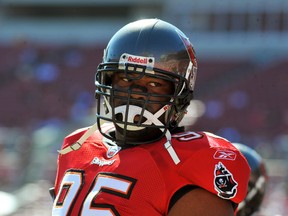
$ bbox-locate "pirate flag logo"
[214,162,238,199]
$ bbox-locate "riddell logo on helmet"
[127,56,148,64]
[119,53,155,68]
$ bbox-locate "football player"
[233,143,267,216]
[51,18,250,215]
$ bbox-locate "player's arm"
[169,132,250,215]
[168,187,234,216]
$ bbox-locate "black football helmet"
[233,143,268,216]
[95,18,197,145]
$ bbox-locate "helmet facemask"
[95,58,193,146]
[94,19,198,146]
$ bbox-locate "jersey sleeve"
[178,135,250,204]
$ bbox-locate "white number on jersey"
[52,170,137,215]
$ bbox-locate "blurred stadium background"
[0,0,287,215]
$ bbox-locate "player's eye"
[121,77,129,82]
[148,82,161,87]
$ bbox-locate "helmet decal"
[175,29,197,68]
[175,29,198,91]
[214,162,238,199]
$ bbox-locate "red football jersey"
[52,124,250,215]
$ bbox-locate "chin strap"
[164,140,180,165]
[162,129,180,165]
[58,123,98,155]
[112,103,180,164]
[58,104,181,164]
[58,120,180,164]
